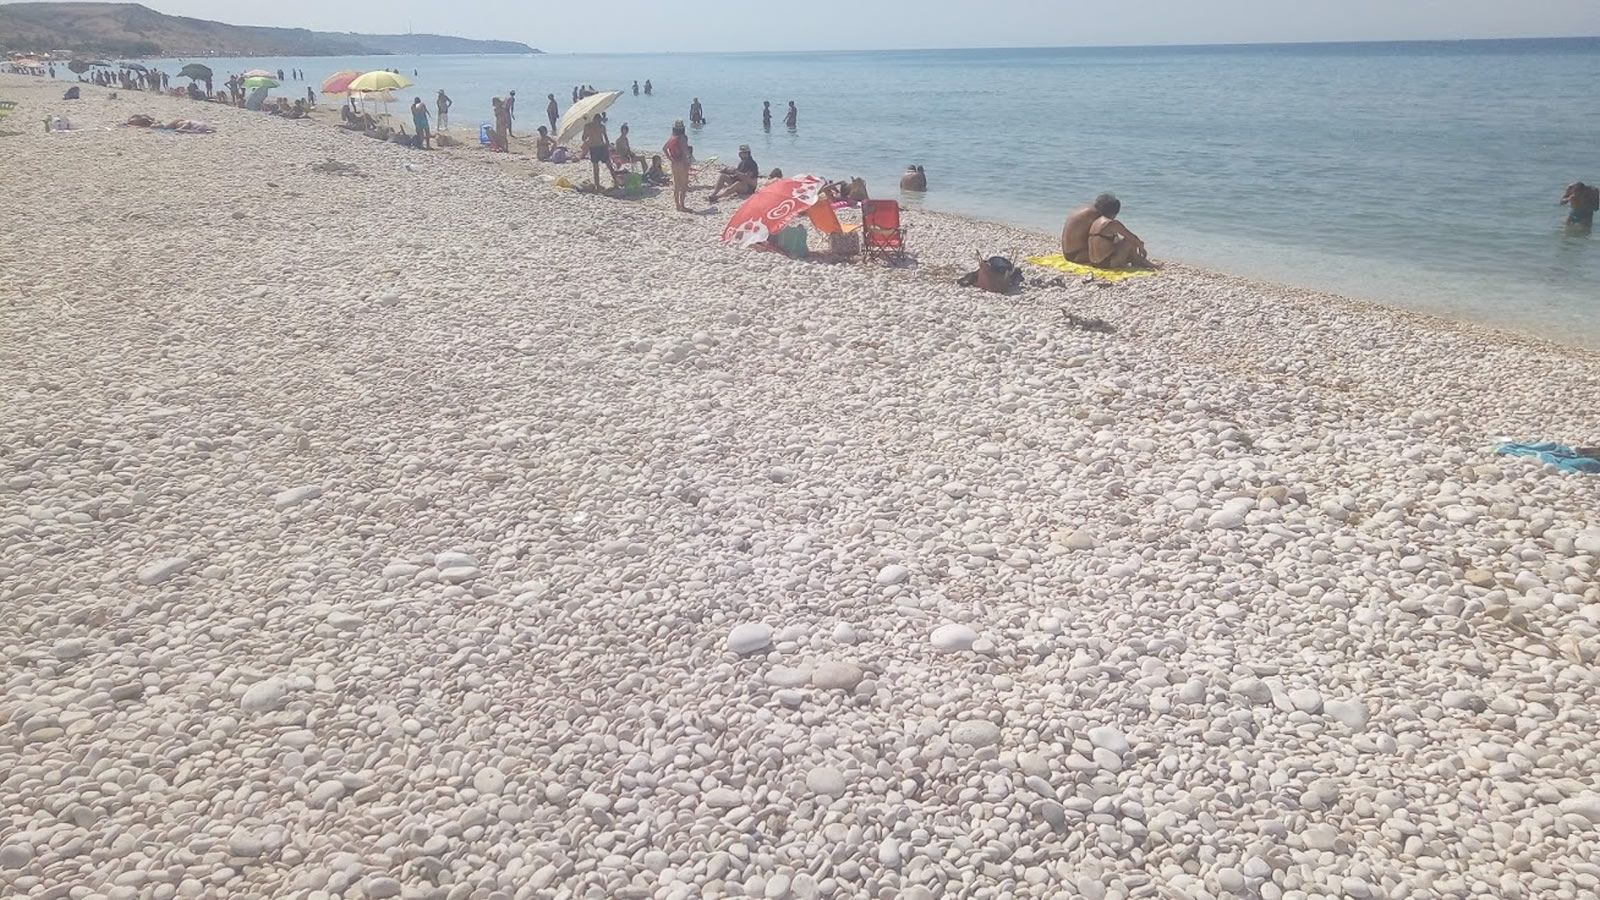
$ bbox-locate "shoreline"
[5,72,1600,900]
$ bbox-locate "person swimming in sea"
[1562,181,1598,233]
[1061,193,1153,269]
[900,165,927,192]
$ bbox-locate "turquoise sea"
[152,40,1600,346]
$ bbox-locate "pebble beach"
[6,73,1600,900]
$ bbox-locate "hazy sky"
[26,0,1600,52]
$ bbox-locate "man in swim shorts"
[1562,181,1598,233]
[582,116,619,190]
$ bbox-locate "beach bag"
[479,122,491,145]
[960,254,1023,293]
[774,225,809,259]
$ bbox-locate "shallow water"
[149,40,1600,346]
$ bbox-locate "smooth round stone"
[473,767,507,795]
[1233,677,1272,704]
[435,551,477,569]
[227,832,264,859]
[765,666,812,688]
[951,720,1001,747]
[930,623,977,652]
[137,557,189,586]
[240,679,288,713]
[310,781,345,806]
[273,485,323,510]
[1324,698,1369,728]
[831,623,858,645]
[705,788,743,809]
[326,610,364,631]
[0,843,33,869]
[876,564,910,585]
[439,565,480,584]
[1060,530,1097,550]
[728,623,773,655]
[366,876,402,899]
[1207,508,1247,530]
[805,767,847,798]
[1087,725,1129,755]
[811,662,864,691]
[53,638,85,660]
[1289,688,1323,714]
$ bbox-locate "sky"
[14,0,1600,52]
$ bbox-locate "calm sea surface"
[151,41,1600,346]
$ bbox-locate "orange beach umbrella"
[321,70,360,96]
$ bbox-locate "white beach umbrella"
[554,91,621,146]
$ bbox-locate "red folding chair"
[860,199,907,264]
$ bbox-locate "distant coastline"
[0,2,539,58]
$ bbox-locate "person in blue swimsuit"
[1562,182,1598,233]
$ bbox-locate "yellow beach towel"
[1026,254,1159,283]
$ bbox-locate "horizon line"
[533,33,1600,56]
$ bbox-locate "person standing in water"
[762,101,772,131]
[1561,182,1598,233]
[784,101,797,129]
[632,80,639,96]
[436,89,452,131]
[546,94,559,131]
[644,79,653,95]
[689,98,704,126]
[900,165,927,192]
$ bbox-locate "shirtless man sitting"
[1061,193,1152,269]
[709,145,760,203]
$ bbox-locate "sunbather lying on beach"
[709,145,760,203]
[1062,193,1153,269]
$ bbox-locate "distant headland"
[0,2,540,57]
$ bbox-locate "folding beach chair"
[860,200,907,264]
[689,155,719,186]
[807,199,862,257]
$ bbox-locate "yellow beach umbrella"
[347,70,413,93]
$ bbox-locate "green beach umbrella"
[241,76,279,90]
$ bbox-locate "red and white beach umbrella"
[721,175,828,249]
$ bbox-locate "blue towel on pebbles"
[1494,442,1600,474]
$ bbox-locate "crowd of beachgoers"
[4,69,1600,900]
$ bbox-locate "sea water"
[155,40,1600,346]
